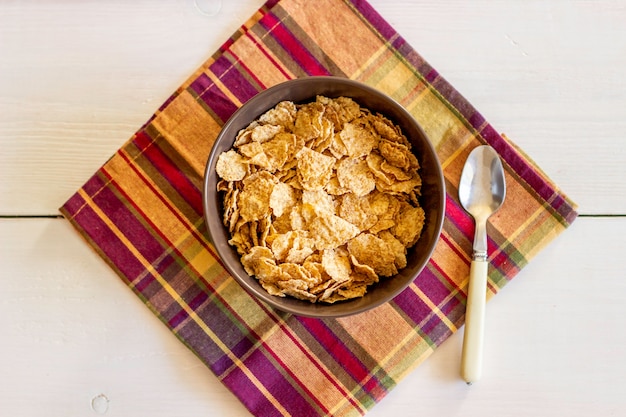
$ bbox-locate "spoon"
[458,145,506,384]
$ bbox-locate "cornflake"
[215,95,426,303]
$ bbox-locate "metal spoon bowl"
[458,145,506,384]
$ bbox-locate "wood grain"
[2,1,626,416]
[1,1,625,214]
[2,217,625,416]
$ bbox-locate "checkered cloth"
[60,0,578,415]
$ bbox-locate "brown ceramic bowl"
[203,76,445,318]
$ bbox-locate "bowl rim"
[202,76,446,318]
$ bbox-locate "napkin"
[60,0,578,415]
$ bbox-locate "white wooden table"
[2,1,625,415]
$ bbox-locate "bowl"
[202,76,445,318]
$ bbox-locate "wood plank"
[0,218,249,415]
[1,1,625,215]
[1,217,624,415]
[0,0,263,216]
[381,0,626,216]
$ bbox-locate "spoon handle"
[461,256,488,384]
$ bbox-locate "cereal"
[239,141,271,169]
[392,203,426,247]
[296,147,335,191]
[336,157,375,197]
[340,121,378,158]
[238,171,276,223]
[321,248,352,283]
[216,150,247,182]
[302,189,336,216]
[216,95,426,303]
[378,230,408,270]
[347,233,397,277]
[308,212,360,251]
[259,101,297,130]
[338,193,376,231]
[262,134,292,172]
[269,182,297,218]
[271,230,315,264]
[251,124,283,143]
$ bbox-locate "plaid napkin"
[61,0,578,415]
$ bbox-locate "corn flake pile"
[216,96,425,303]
